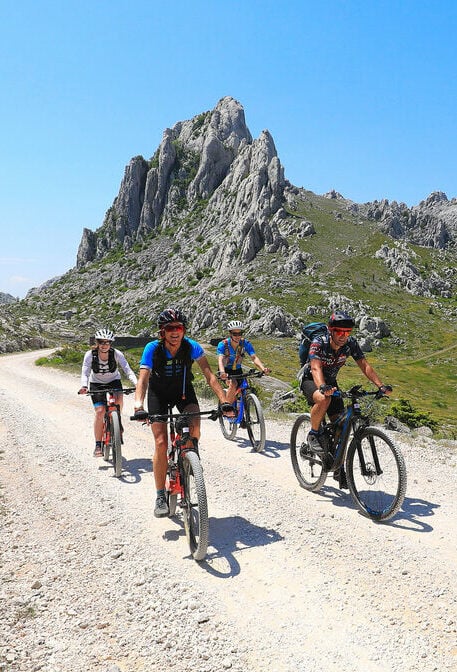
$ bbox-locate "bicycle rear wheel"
[346,427,407,521]
[290,413,328,491]
[219,412,238,440]
[110,412,123,478]
[245,393,266,452]
[182,450,209,562]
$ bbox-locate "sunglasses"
[163,323,184,332]
[230,331,243,337]
[331,328,353,336]
[97,340,111,345]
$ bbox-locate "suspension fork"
[354,429,383,477]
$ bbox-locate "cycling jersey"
[303,335,365,383]
[216,337,256,370]
[81,348,138,387]
[140,337,203,375]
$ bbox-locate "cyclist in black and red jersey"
[300,310,392,487]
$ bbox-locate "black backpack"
[92,347,117,373]
[298,322,328,365]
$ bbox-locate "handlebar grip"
[130,411,148,421]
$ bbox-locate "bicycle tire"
[290,413,328,491]
[103,418,111,461]
[245,393,266,452]
[182,450,209,562]
[346,427,407,521]
[219,412,237,441]
[110,412,123,478]
[168,493,178,517]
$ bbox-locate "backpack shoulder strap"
[223,338,230,357]
[108,347,117,372]
[91,347,99,373]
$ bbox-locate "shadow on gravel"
[161,514,284,576]
[106,457,153,483]
[200,515,284,577]
[226,436,290,458]
[318,485,439,531]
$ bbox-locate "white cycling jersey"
[80,348,138,387]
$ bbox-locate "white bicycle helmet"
[227,320,244,331]
[94,328,115,342]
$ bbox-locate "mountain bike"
[82,387,135,478]
[132,407,219,562]
[290,385,407,521]
[217,369,266,452]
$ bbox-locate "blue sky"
[1,0,456,298]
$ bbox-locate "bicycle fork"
[354,433,383,478]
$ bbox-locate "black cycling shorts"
[89,379,123,406]
[301,378,344,417]
[147,383,199,420]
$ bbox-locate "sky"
[1,0,457,298]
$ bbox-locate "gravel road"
[1,350,456,672]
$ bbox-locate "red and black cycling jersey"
[303,334,365,383]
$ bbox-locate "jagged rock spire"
[76,97,287,268]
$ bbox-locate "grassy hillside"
[8,188,457,436]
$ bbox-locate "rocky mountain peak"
[76,96,285,269]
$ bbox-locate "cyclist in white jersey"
[78,329,138,456]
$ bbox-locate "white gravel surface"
[1,350,456,672]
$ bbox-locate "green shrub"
[390,397,438,430]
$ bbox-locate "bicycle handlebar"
[333,385,390,400]
[130,408,221,422]
[79,387,136,396]
[217,368,264,380]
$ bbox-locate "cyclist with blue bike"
[217,320,271,404]
[300,310,392,488]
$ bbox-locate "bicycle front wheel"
[346,427,407,521]
[290,414,328,491]
[103,419,111,461]
[245,393,266,452]
[110,412,123,478]
[219,412,238,441]
[182,451,209,562]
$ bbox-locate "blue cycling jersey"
[216,337,255,370]
[140,337,204,376]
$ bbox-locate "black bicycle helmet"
[328,310,355,328]
[157,307,188,328]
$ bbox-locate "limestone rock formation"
[0,292,17,305]
[358,191,457,249]
[77,97,285,272]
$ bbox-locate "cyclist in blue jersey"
[216,320,271,404]
[300,310,392,488]
[133,308,233,518]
